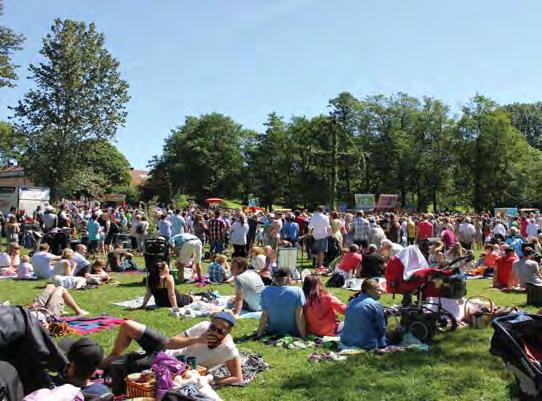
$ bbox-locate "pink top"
[17,262,33,279]
[304,293,346,336]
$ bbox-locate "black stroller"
[491,313,542,400]
[143,238,169,272]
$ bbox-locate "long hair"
[302,274,325,306]
[148,261,166,289]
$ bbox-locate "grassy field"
[1,255,537,401]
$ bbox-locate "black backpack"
[326,272,345,288]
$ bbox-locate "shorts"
[137,327,168,354]
[178,240,203,265]
[34,288,64,318]
[313,238,328,253]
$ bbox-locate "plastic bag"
[152,351,188,400]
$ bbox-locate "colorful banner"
[376,194,399,209]
[494,207,518,218]
[354,194,375,210]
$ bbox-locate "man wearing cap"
[257,267,307,338]
[42,205,58,233]
[104,312,242,385]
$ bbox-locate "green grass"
[1,255,537,401]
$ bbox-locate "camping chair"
[278,247,300,279]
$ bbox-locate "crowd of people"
[2,201,542,400]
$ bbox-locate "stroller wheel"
[436,310,458,333]
[408,321,431,342]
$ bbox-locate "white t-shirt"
[527,223,539,238]
[308,213,331,240]
[165,321,239,369]
[32,251,56,279]
[459,223,476,242]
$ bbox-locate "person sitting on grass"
[107,243,134,272]
[340,278,387,350]
[512,246,542,289]
[17,254,33,279]
[230,257,264,317]
[337,244,362,277]
[85,259,110,284]
[140,261,193,309]
[256,268,307,338]
[207,254,230,283]
[494,244,518,289]
[103,312,243,385]
[31,242,61,279]
[302,274,346,336]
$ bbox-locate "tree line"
[2,18,542,211]
[149,93,542,212]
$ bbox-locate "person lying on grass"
[139,261,194,309]
[256,267,307,339]
[103,312,243,385]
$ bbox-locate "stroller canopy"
[397,245,429,280]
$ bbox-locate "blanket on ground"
[112,296,156,308]
[236,334,340,349]
[63,315,125,335]
[210,352,269,387]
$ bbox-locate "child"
[17,255,33,279]
[207,254,229,283]
[86,259,110,284]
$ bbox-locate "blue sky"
[2,0,542,169]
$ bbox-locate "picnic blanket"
[63,315,125,335]
[210,352,269,387]
[112,296,156,308]
[236,334,340,349]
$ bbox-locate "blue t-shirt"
[261,285,306,336]
[87,219,100,241]
[171,214,185,236]
[340,293,387,350]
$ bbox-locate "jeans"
[209,239,224,255]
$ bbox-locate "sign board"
[18,187,50,214]
[376,194,399,209]
[0,187,17,215]
[354,194,375,210]
[0,170,24,178]
[494,207,518,218]
[103,194,126,203]
[248,198,259,207]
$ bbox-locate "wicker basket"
[126,373,156,399]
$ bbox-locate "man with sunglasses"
[104,311,242,385]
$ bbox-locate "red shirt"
[417,221,433,240]
[304,293,346,336]
[495,254,518,287]
[521,220,529,238]
[295,216,307,236]
[338,252,362,273]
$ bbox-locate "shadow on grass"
[280,332,518,401]
[116,281,146,288]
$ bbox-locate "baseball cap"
[213,311,236,327]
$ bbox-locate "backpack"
[326,272,345,288]
[136,223,144,234]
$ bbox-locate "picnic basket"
[126,373,155,398]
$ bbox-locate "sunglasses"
[208,324,229,336]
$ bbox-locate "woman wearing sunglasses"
[104,311,242,385]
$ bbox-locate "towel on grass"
[64,315,125,335]
[112,296,156,308]
[210,352,269,387]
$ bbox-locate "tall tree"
[502,102,542,149]
[149,113,249,201]
[12,19,129,197]
[0,25,25,88]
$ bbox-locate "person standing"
[458,217,476,251]
[170,209,186,237]
[158,213,172,243]
[208,211,226,257]
[230,213,249,257]
[308,206,331,269]
[169,232,203,282]
[350,210,370,249]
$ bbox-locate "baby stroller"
[143,238,169,272]
[491,313,542,400]
[385,246,469,341]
